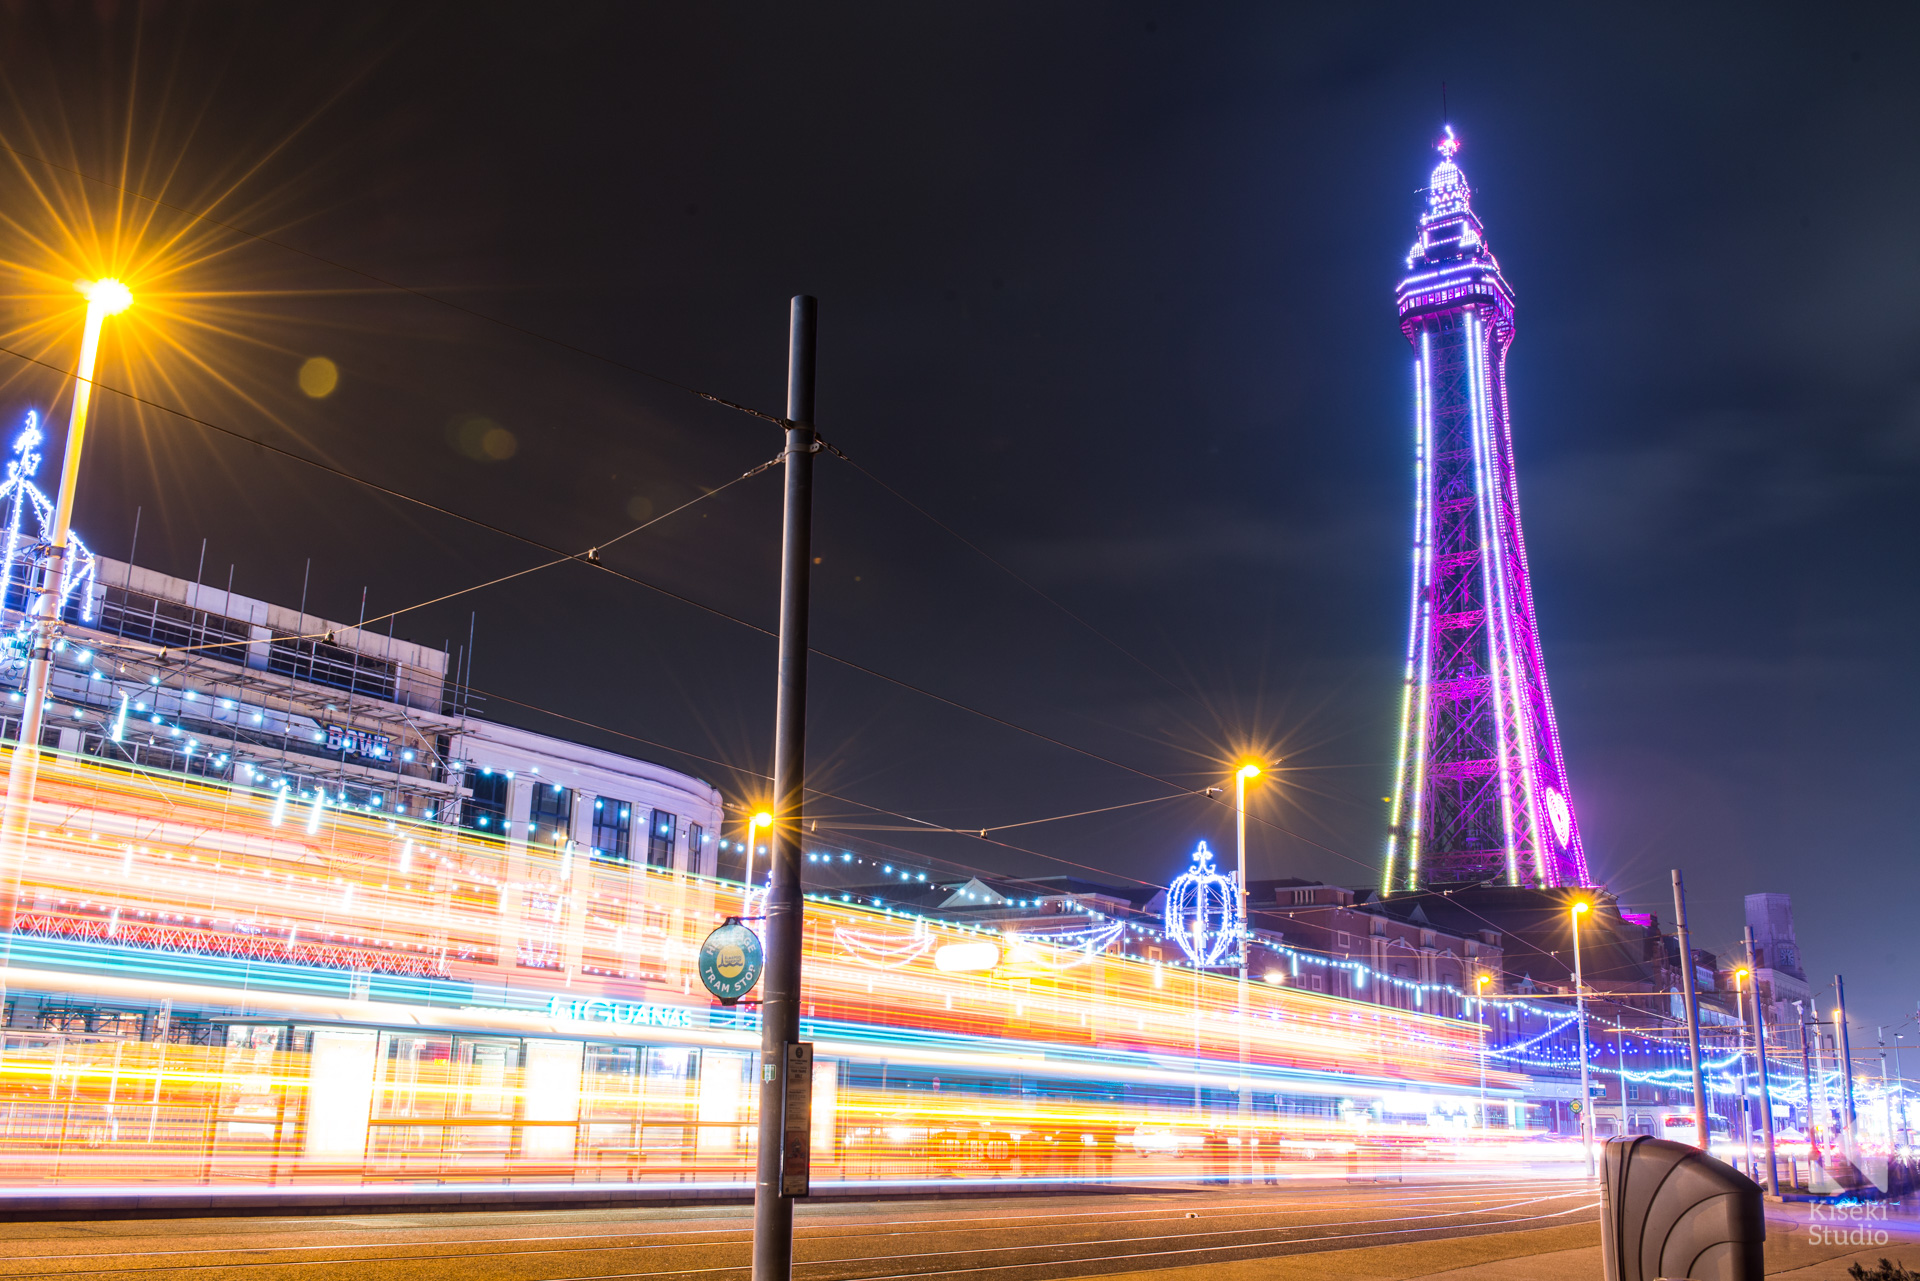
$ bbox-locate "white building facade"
[8,555,722,877]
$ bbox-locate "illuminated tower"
[1382,129,1589,891]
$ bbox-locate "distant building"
[1746,892,1813,1033]
[11,554,723,875]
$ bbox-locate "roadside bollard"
[1600,1136,1764,1281]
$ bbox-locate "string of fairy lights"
[0,414,1889,1120]
[17,627,1872,1103]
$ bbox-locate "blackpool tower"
[1382,129,1590,891]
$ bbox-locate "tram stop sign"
[698,918,765,1005]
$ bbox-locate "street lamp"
[1733,966,1754,1175]
[1477,974,1492,1132]
[1571,898,1594,1179]
[1233,762,1261,1158]
[0,278,132,917]
[749,810,773,867]
[1234,763,1261,980]
[1897,1032,1909,1150]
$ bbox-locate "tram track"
[0,1178,1574,1262]
[0,1182,1600,1281]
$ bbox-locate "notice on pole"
[781,1041,813,1197]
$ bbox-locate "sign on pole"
[698,918,765,1005]
[782,1041,813,1196]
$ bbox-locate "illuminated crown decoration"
[0,411,100,647]
[1164,840,1239,968]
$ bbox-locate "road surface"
[0,1178,1601,1281]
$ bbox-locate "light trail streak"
[0,752,1527,1190]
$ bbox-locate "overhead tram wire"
[0,346,1361,877]
[827,790,1190,835]
[467,681,1183,893]
[7,138,1228,732]
[0,149,1315,813]
[88,449,789,663]
[0,340,780,640]
[832,451,1204,709]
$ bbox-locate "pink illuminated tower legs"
[1381,129,1590,891]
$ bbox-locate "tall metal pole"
[1894,1033,1908,1149]
[1670,871,1709,1150]
[1235,769,1249,985]
[752,295,816,1281]
[1572,903,1594,1180]
[1834,975,1857,1136]
[1800,1002,1815,1147]
[1745,927,1778,1195]
[1880,1027,1892,1153]
[1733,979,1752,1173]
[0,282,130,933]
[1234,768,1250,1137]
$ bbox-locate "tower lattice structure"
[1382,130,1590,891]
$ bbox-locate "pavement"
[0,1178,1905,1278]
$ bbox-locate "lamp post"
[1234,764,1260,982]
[1896,1032,1909,1150]
[1233,763,1260,1145]
[1670,870,1709,1156]
[749,809,772,877]
[1572,899,1594,1180]
[0,278,132,929]
[1742,928,1778,1196]
[1733,967,1753,1176]
[1476,974,1491,1132]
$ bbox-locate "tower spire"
[1383,131,1589,892]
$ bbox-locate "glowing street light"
[1232,761,1263,1136]
[1571,898,1594,1179]
[745,809,773,864]
[1234,763,1261,979]
[1477,973,1493,1129]
[0,279,133,917]
[1732,966,1755,1173]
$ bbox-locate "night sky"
[0,4,1913,1025]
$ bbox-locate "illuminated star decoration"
[1164,840,1239,968]
[0,410,99,663]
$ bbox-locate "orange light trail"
[0,751,1551,1189]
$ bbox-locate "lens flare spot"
[297,357,338,398]
[449,415,517,461]
[624,495,654,522]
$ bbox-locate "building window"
[592,797,632,863]
[647,810,677,868]
[463,771,509,833]
[688,823,704,864]
[529,784,571,845]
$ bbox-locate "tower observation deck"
[1383,129,1590,891]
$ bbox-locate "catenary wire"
[6,137,1244,752]
[0,344,1366,880]
[832,452,1201,707]
[88,450,786,659]
[0,140,1389,876]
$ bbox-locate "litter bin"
[1600,1135,1764,1281]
